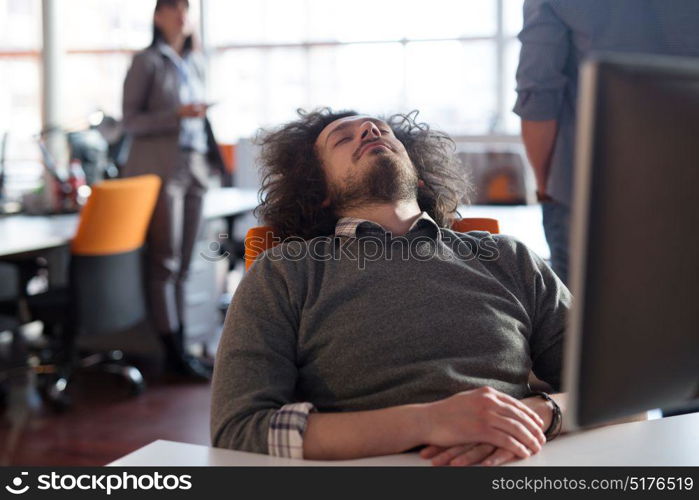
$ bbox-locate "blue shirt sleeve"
[513,0,572,121]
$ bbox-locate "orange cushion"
[244,226,277,271]
[71,175,161,256]
[451,217,500,234]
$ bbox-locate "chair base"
[35,350,146,411]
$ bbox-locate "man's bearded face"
[314,115,419,213]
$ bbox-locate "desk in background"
[458,204,549,261]
[0,187,259,259]
[109,412,699,466]
[0,187,259,349]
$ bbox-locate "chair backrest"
[69,174,161,335]
[244,217,499,271]
[71,174,161,256]
[450,217,499,234]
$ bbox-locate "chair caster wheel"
[44,376,71,411]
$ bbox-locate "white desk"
[0,214,78,258]
[109,412,699,467]
[201,187,258,221]
[459,204,550,260]
[0,187,259,258]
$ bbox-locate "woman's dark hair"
[150,0,194,53]
[255,108,470,240]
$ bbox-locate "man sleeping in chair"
[211,108,571,466]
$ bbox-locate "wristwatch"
[527,391,563,441]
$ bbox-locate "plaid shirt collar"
[334,211,441,239]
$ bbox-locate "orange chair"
[451,218,499,235]
[244,217,499,271]
[28,175,161,406]
[71,175,161,256]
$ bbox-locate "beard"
[329,152,419,213]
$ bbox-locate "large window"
[61,0,171,125]
[205,0,524,142]
[0,0,525,196]
[0,0,42,195]
[1,0,180,196]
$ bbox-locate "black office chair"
[0,315,20,412]
[25,175,161,408]
[0,263,26,413]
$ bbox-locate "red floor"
[0,371,212,466]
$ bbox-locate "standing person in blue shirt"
[122,0,225,379]
[514,0,699,284]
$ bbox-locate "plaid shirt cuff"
[267,402,316,459]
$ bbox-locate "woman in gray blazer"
[122,0,224,380]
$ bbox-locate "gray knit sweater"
[211,218,570,454]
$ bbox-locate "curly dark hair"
[255,108,469,240]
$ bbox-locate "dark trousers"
[147,151,208,334]
[541,199,570,286]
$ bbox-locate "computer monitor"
[564,53,699,429]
